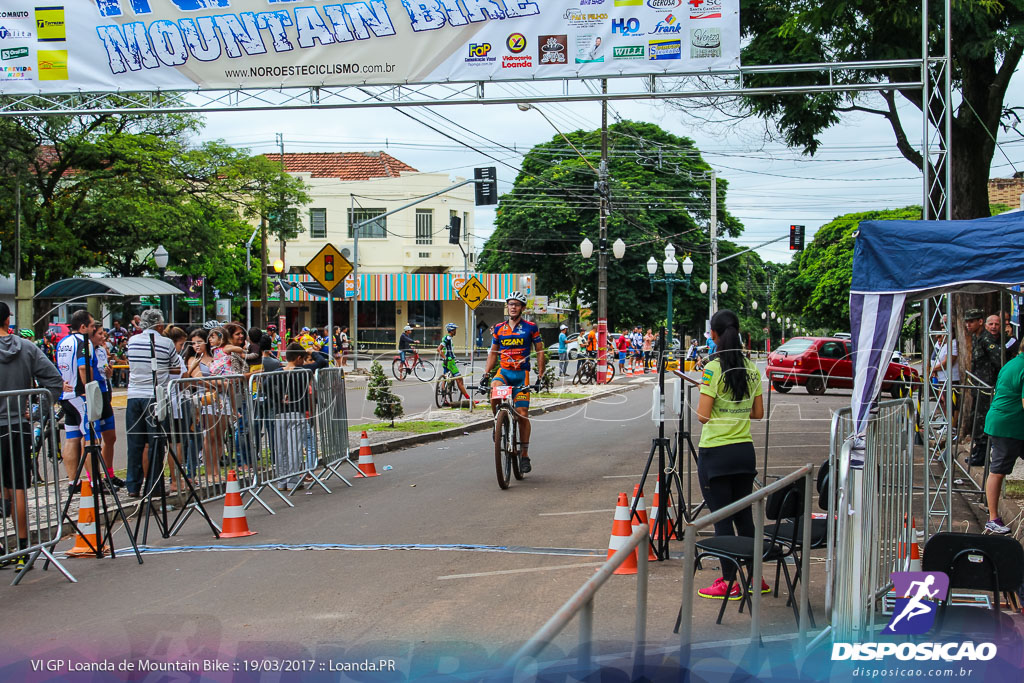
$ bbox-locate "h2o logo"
[612,18,642,37]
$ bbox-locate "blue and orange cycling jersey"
[491,319,543,371]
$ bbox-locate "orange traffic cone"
[631,485,657,562]
[650,479,677,541]
[219,470,257,538]
[908,518,922,572]
[608,492,638,575]
[66,479,105,557]
[355,431,380,478]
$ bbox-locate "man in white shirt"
[124,309,179,497]
[55,310,96,495]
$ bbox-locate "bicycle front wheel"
[511,416,524,480]
[392,358,407,380]
[494,410,512,490]
[414,358,435,381]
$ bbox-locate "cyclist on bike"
[437,323,471,401]
[398,324,417,367]
[482,291,545,473]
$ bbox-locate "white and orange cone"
[219,470,257,538]
[908,517,922,572]
[649,479,677,541]
[631,485,657,562]
[608,492,639,575]
[355,431,380,478]
[66,479,105,558]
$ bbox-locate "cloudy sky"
[194,76,1024,266]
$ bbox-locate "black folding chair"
[922,532,1024,640]
[763,465,830,627]
[678,484,802,629]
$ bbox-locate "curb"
[351,381,645,457]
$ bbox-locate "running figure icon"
[888,575,939,630]
[883,571,949,635]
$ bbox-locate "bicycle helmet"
[267,324,277,331]
[19,329,35,339]
[446,323,457,332]
[202,319,219,330]
[507,291,528,305]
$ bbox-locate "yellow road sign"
[304,244,353,294]
[457,275,489,310]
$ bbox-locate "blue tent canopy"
[852,212,1024,297]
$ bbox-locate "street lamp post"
[245,225,259,329]
[647,245,693,351]
[274,258,285,356]
[154,244,169,320]
[580,235,625,383]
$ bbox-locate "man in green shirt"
[982,352,1024,534]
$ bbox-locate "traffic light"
[474,167,498,206]
[789,225,805,251]
[448,215,462,244]
[324,254,334,281]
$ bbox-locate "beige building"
[260,152,529,352]
[988,174,1024,210]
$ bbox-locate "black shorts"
[988,435,1024,475]
[0,429,33,489]
[101,390,114,421]
[61,397,84,428]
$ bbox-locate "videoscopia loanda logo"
[831,571,997,662]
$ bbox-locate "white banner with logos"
[0,0,738,95]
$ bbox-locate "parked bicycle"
[572,355,615,385]
[479,382,538,489]
[392,349,434,381]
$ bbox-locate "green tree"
[479,121,763,339]
[723,0,1024,220]
[366,360,404,427]
[773,207,921,332]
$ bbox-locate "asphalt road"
[6,375,855,676]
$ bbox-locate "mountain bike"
[392,349,434,381]
[572,356,615,385]
[480,381,538,490]
[435,365,458,408]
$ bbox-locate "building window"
[407,301,443,346]
[356,301,396,347]
[310,208,327,239]
[348,208,387,239]
[463,211,470,242]
[415,209,433,245]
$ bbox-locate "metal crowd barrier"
[678,466,815,661]
[312,367,357,486]
[504,524,649,677]
[165,374,273,536]
[829,398,915,642]
[1,389,75,585]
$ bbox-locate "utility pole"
[351,193,359,371]
[709,170,718,331]
[596,79,610,384]
[260,214,268,329]
[275,133,287,338]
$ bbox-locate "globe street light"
[647,245,693,354]
[580,235,624,382]
[153,244,169,320]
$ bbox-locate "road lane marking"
[438,561,605,580]
[539,508,616,516]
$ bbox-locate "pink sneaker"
[753,579,771,595]
[698,577,741,600]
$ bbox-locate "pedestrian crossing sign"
[305,244,352,294]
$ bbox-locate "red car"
[766,336,919,398]
[46,323,71,344]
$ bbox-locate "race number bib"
[491,385,513,400]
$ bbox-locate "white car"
[546,332,581,359]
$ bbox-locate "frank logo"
[883,571,949,635]
[468,43,491,58]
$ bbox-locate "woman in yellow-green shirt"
[695,309,766,600]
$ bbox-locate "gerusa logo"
[646,0,682,9]
[832,572,997,663]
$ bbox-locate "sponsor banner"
[0,0,739,95]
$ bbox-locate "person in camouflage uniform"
[966,309,1002,466]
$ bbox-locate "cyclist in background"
[482,291,545,474]
[437,323,471,401]
[398,324,417,367]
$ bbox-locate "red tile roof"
[263,152,417,180]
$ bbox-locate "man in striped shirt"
[125,309,180,498]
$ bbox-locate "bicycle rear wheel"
[392,358,407,380]
[414,358,435,381]
[494,410,512,490]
